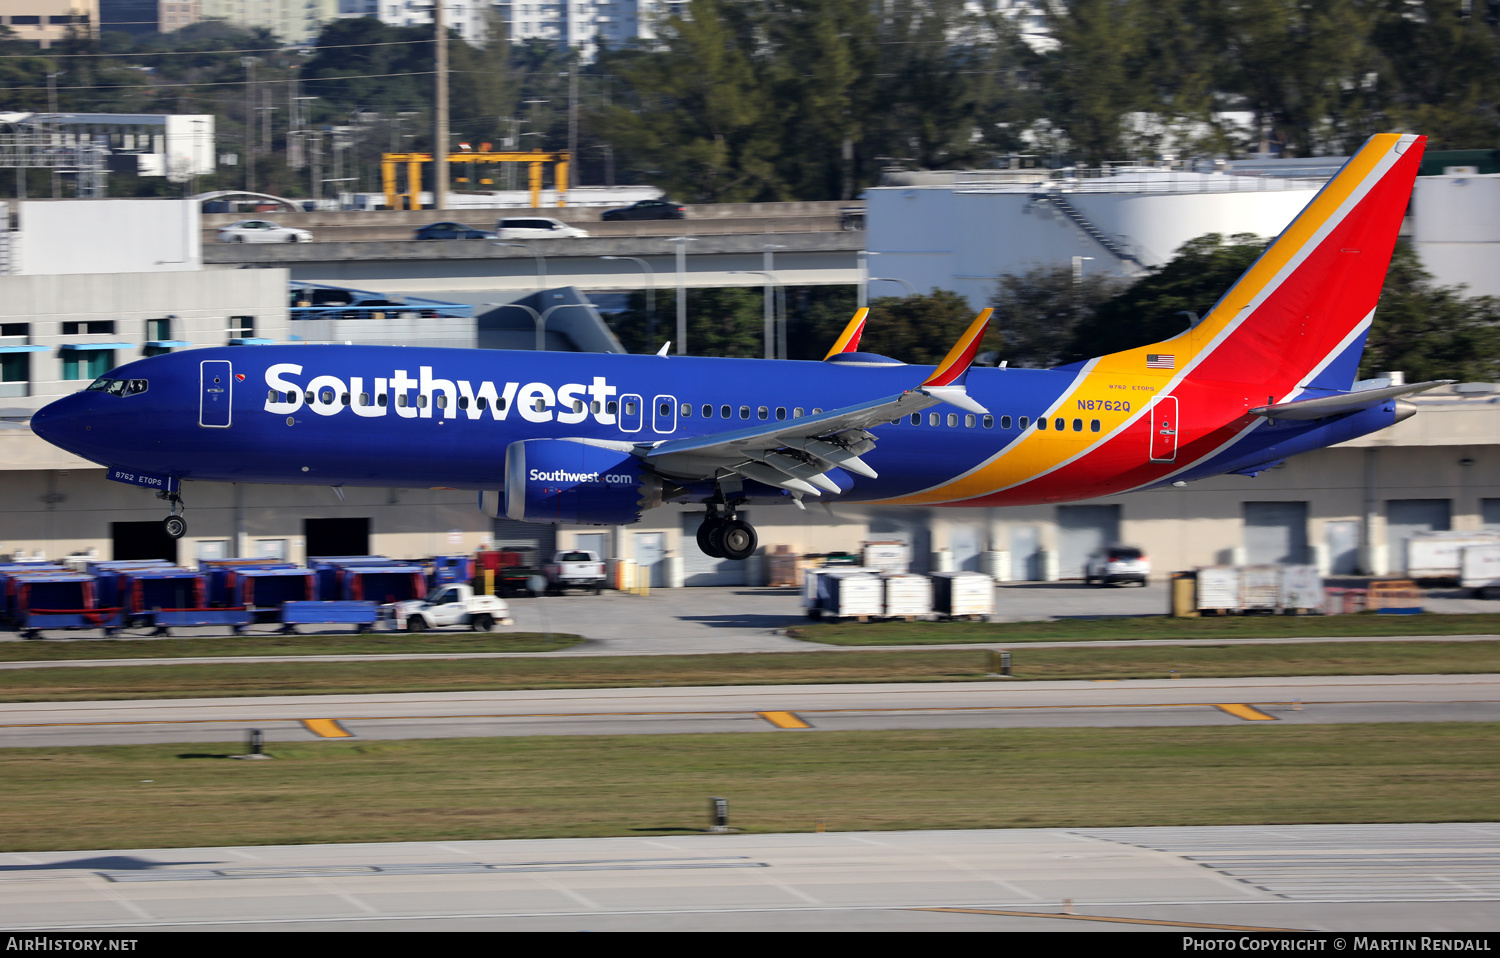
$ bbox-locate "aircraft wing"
[639,311,992,498]
[1249,380,1454,420]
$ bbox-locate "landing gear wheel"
[163,515,187,539]
[716,519,757,561]
[697,516,726,558]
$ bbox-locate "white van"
[493,216,589,239]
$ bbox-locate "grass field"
[790,612,1500,645]
[2,724,1496,851]
[0,631,585,662]
[3,640,1498,702]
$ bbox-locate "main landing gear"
[696,504,757,561]
[157,489,187,539]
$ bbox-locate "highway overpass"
[202,201,869,302]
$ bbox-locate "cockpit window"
[84,378,147,396]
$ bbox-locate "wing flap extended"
[641,311,995,494]
[1249,380,1454,420]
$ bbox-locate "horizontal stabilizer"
[1250,381,1454,420]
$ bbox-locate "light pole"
[433,0,448,211]
[666,236,695,355]
[241,57,258,194]
[503,301,595,352]
[496,241,546,292]
[869,276,918,298]
[601,255,655,346]
[762,244,787,359]
[728,269,781,360]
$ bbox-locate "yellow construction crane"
[380,150,571,210]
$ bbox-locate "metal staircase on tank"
[1035,190,1148,272]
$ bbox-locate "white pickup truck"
[543,550,607,594]
[387,584,513,632]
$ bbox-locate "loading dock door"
[111,521,178,563]
[1244,501,1309,564]
[1057,504,1121,579]
[304,518,370,558]
[1386,499,1452,574]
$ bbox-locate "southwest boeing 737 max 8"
[32,133,1448,561]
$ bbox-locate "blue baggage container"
[14,574,120,637]
[280,600,379,630]
[200,559,297,606]
[338,566,427,604]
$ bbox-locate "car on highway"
[414,221,495,241]
[1083,546,1151,586]
[493,216,590,240]
[216,219,313,244]
[601,199,686,221]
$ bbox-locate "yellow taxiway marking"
[301,719,352,738]
[914,907,1305,931]
[758,711,811,729]
[1214,703,1277,721]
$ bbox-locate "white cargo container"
[1278,565,1324,611]
[862,541,911,574]
[1196,566,1240,611]
[881,573,933,619]
[802,566,872,610]
[816,571,884,620]
[1406,531,1500,579]
[929,571,994,620]
[1241,565,1281,611]
[1460,543,1500,591]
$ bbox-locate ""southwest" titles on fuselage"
[263,363,620,425]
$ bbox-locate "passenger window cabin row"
[268,389,1101,434]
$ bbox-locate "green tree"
[1368,0,1500,150]
[1360,242,1500,382]
[1058,233,1268,363]
[1041,0,1148,162]
[854,289,999,366]
[1200,0,1380,156]
[598,0,782,202]
[992,265,1124,367]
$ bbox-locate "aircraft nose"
[30,393,87,455]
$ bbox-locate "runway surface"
[0,632,1496,670]
[3,674,1496,747]
[4,824,1497,931]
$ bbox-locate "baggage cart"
[816,571,883,621]
[881,573,932,620]
[280,600,380,632]
[929,571,994,620]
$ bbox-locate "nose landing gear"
[157,489,187,539]
[696,504,757,561]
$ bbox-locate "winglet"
[921,309,992,387]
[822,307,869,360]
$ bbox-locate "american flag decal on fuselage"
[1145,354,1175,369]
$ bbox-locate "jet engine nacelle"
[502,439,660,525]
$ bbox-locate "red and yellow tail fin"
[1105,133,1425,395]
[822,307,869,360]
[921,308,993,388]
